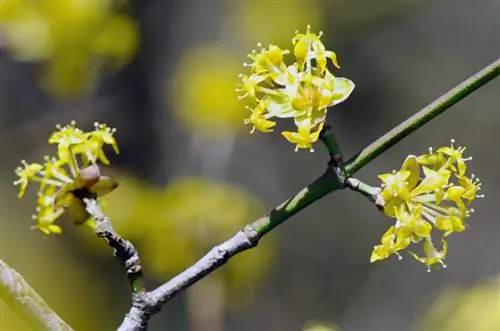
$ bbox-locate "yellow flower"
[292,25,339,72]
[74,122,119,165]
[281,117,324,151]
[436,139,470,178]
[243,101,277,133]
[31,207,64,236]
[372,140,482,270]
[244,44,289,74]
[237,25,355,151]
[409,238,448,272]
[370,225,411,262]
[15,121,119,235]
[13,161,44,197]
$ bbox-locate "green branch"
[344,57,500,175]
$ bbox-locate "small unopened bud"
[77,165,101,189]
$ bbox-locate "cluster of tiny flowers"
[236,25,355,152]
[371,139,483,271]
[13,121,119,235]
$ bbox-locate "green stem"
[345,57,500,175]
[344,178,380,202]
[253,168,343,236]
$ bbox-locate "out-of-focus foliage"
[0,208,114,330]
[170,46,244,138]
[227,0,322,46]
[371,141,482,271]
[416,275,500,331]
[93,175,274,302]
[302,322,339,331]
[0,0,138,97]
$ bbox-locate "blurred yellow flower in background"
[0,0,139,97]
[228,0,323,47]
[417,275,500,331]
[170,46,245,138]
[302,321,340,331]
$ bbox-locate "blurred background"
[0,0,499,330]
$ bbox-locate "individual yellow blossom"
[372,140,482,271]
[292,25,340,72]
[409,238,448,272]
[370,224,411,262]
[436,139,470,178]
[13,161,44,197]
[14,121,119,235]
[74,122,119,165]
[281,117,324,152]
[237,25,355,151]
[31,207,65,235]
[244,102,277,133]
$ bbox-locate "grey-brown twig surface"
[82,198,153,331]
[0,259,73,331]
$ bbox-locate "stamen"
[31,178,64,187]
[50,169,73,184]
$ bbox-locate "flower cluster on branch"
[372,140,483,271]
[236,25,355,151]
[14,122,119,235]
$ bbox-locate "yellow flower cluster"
[371,140,483,271]
[236,25,355,151]
[14,122,119,235]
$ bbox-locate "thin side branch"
[0,259,73,331]
[82,198,152,331]
[82,198,145,294]
[345,57,500,175]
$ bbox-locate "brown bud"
[77,165,101,189]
